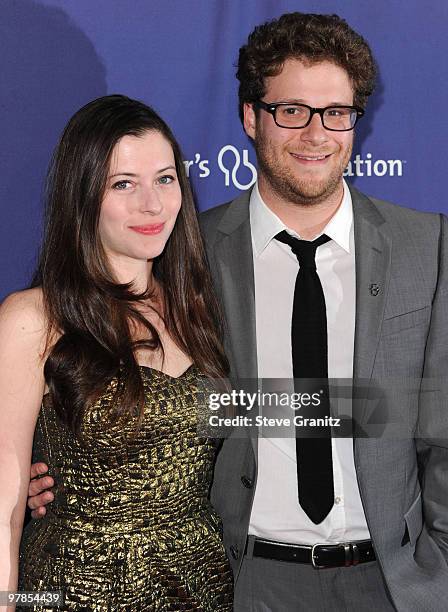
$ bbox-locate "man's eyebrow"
[275,99,353,106]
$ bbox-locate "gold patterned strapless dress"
[19,365,233,611]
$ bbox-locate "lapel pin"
[369,284,380,296]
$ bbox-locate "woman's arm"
[0,290,46,605]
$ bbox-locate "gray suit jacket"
[200,185,448,611]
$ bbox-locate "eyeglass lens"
[275,105,357,130]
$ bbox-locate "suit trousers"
[234,536,396,612]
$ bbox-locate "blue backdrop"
[1,0,447,300]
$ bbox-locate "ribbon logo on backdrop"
[217,145,257,190]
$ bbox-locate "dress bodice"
[20,366,233,611]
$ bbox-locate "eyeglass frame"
[253,99,365,132]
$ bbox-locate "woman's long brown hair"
[32,95,228,436]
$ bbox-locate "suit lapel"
[212,191,258,460]
[216,230,258,381]
[350,186,392,429]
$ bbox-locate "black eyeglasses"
[254,100,364,131]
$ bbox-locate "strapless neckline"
[42,364,196,398]
[138,363,195,380]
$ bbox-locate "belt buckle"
[311,544,327,569]
[312,542,360,569]
[341,542,360,567]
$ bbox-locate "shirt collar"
[250,180,353,257]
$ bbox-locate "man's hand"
[28,463,54,519]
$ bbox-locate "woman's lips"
[129,223,165,235]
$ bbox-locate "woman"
[0,95,232,610]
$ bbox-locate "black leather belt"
[247,538,376,569]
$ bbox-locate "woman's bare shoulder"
[0,287,48,355]
[1,286,45,325]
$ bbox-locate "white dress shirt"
[248,181,370,545]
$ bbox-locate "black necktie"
[275,230,334,524]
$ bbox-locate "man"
[29,12,448,611]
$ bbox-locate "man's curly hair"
[237,12,377,122]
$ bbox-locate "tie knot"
[275,231,331,268]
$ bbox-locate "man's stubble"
[254,132,353,207]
